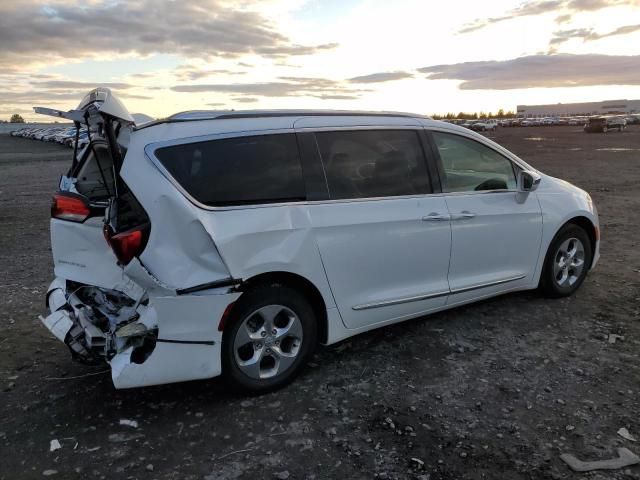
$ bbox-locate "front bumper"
[41,276,240,389]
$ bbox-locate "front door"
[429,130,543,300]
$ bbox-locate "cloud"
[459,0,564,33]
[173,64,247,81]
[311,94,361,100]
[0,1,339,71]
[129,72,155,79]
[233,97,259,103]
[550,23,640,45]
[32,80,134,90]
[0,80,152,113]
[549,28,593,44]
[348,71,414,83]
[458,0,636,34]
[171,76,366,98]
[418,54,640,89]
[0,90,89,105]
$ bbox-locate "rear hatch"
[36,88,150,291]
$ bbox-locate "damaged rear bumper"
[41,276,240,389]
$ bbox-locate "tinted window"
[431,132,516,192]
[155,134,305,206]
[314,130,431,199]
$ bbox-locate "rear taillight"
[51,192,90,222]
[103,224,150,266]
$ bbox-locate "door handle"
[422,213,450,221]
[451,211,476,220]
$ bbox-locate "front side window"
[431,132,517,192]
[314,129,431,200]
[155,133,305,206]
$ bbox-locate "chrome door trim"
[449,274,527,295]
[422,213,451,221]
[351,274,527,310]
[352,290,450,311]
[450,211,476,221]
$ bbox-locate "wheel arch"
[565,216,598,268]
[237,271,329,344]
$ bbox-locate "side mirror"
[518,170,541,192]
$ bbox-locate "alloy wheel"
[552,237,586,288]
[233,304,303,380]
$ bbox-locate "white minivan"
[39,89,599,391]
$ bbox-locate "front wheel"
[539,224,592,298]
[222,284,317,392]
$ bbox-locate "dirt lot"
[1,127,639,480]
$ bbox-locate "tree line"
[431,109,517,120]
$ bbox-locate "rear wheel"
[222,284,317,392]
[540,224,592,298]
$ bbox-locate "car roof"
[136,109,433,130]
[129,108,499,151]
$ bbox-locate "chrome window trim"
[296,125,424,132]
[145,128,301,211]
[145,126,438,212]
[442,189,519,196]
[351,274,527,311]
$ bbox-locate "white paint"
[42,93,601,388]
[40,311,73,342]
[109,288,240,389]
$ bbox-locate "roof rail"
[136,109,431,129]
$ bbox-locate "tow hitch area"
[41,276,241,388]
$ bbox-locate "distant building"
[516,99,640,117]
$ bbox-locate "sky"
[1,0,640,121]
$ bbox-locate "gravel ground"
[0,127,639,480]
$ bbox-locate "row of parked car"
[444,114,640,130]
[9,125,89,149]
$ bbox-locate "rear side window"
[314,130,431,199]
[155,134,305,206]
[73,142,115,201]
[431,132,516,192]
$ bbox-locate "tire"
[222,284,317,392]
[539,223,592,298]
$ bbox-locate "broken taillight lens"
[51,192,90,222]
[103,224,150,266]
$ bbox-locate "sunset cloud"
[0,0,338,71]
[458,0,636,34]
[348,71,414,83]
[418,54,640,89]
[171,76,367,99]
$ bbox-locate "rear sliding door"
[303,128,452,330]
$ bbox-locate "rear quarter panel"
[121,126,336,308]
